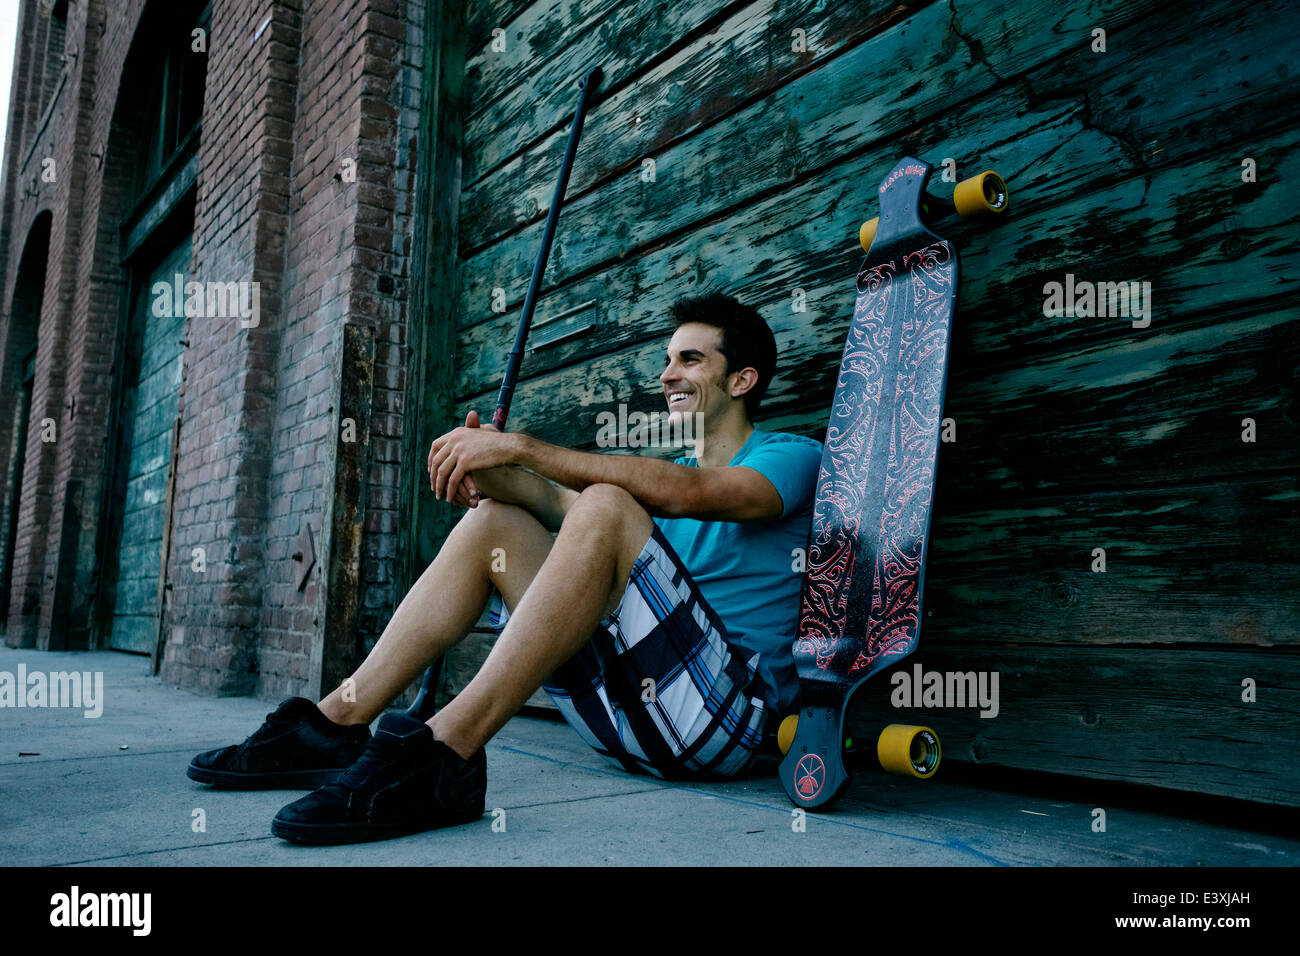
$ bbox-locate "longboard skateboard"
[777,156,1007,810]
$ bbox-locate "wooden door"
[109,237,190,653]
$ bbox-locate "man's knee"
[568,482,637,513]
[563,483,648,535]
[458,497,541,534]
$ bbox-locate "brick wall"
[250,0,424,698]
[0,0,429,698]
[0,0,108,649]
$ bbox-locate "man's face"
[660,322,734,423]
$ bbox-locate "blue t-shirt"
[652,428,823,715]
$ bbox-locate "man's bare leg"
[317,498,555,727]
[430,483,653,759]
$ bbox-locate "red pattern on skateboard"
[794,241,955,678]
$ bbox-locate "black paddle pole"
[407,65,602,721]
[492,65,602,430]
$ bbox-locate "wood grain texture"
[460,0,931,253]
[453,0,1299,391]
[447,135,1300,494]
[921,475,1299,647]
[399,0,468,595]
[316,323,375,698]
[462,0,744,186]
[844,645,1300,807]
[454,0,1209,331]
[435,0,1300,803]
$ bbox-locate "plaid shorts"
[487,525,769,780]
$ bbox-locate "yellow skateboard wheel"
[777,714,799,755]
[952,170,1009,218]
[877,724,941,778]
[859,217,879,253]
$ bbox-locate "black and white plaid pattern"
[488,526,769,780]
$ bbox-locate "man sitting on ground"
[187,292,823,844]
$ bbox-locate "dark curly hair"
[669,292,777,419]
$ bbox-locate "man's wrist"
[509,431,537,470]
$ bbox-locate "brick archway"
[0,210,53,645]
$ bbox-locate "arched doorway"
[92,0,209,655]
[0,212,52,639]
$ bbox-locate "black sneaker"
[187,697,372,789]
[270,712,486,845]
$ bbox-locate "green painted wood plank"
[107,615,156,654]
[452,0,1299,397]
[447,124,1299,480]
[460,0,932,250]
[465,0,626,121]
[133,353,183,404]
[114,541,167,578]
[456,0,1197,295]
[467,0,538,56]
[938,306,1297,495]
[121,422,174,482]
[462,0,742,185]
[113,577,163,617]
[115,507,165,549]
[845,644,1300,807]
[920,475,1299,648]
[397,0,468,613]
[111,238,189,653]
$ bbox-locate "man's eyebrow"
[665,346,710,364]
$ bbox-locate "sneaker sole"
[270,811,483,845]
[187,762,350,790]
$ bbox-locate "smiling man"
[187,291,823,844]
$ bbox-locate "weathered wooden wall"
[429,0,1300,805]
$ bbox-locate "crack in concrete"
[49,835,278,867]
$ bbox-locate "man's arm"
[516,436,783,521]
[430,425,784,522]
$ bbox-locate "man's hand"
[429,411,483,508]
[428,410,519,505]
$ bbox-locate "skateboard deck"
[778,156,967,809]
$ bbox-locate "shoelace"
[334,732,407,791]
[230,708,296,757]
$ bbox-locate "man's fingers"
[428,432,451,476]
[451,483,473,508]
[430,445,453,495]
[445,462,469,506]
[435,451,459,500]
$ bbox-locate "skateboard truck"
[860,168,1009,253]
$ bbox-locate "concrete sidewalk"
[1,647,1295,866]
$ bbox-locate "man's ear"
[729,367,759,400]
